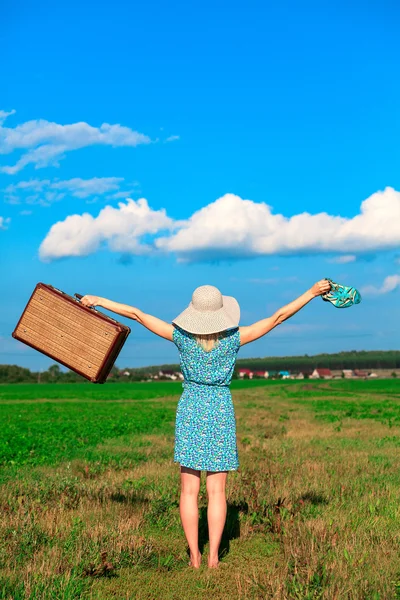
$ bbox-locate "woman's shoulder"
[220,327,240,345]
[172,325,195,346]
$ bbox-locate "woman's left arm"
[239,279,331,346]
[80,295,174,341]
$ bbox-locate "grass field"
[1,379,400,599]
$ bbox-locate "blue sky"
[1,0,400,371]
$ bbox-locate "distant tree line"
[0,364,87,384]
[235,350,400,373]
[0,350,399,384]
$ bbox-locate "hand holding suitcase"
[12,283,131,383]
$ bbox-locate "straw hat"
[172,285,240,335]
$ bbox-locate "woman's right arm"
[80,295,174,341]
[239,279,331,346]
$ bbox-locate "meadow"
[1,379,400,599]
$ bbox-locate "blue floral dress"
[172,325,240,472]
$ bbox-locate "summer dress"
[172,325,240,472]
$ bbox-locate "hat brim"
[172,295,240,335]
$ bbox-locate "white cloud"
[39,198,174,261]
[3,177,127,204]
[156,187,400,260]
[0,216,10,230]
[361,274,400,295]
[165,135,180,142]
[0,109,16,125]
[327,255,356,264]
[4,179,50,192]
[107,190,136,200]
[51,177,124,198]
[0,110,152,174]
[19,210,33,216]
[38,186,400,262]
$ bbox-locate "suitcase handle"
[74,294,121,331]
[74,293,97,310]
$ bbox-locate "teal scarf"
[321,278,361,308]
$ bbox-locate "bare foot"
[188,551,202,568]
[208,556,219,569]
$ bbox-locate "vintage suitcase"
[12,283,131,383]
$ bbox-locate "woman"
[80,278,331,569]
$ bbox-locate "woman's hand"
[80,295,102,307]
[310,279,331,297]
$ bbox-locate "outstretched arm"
[80,295,174,341]
[239,279,331,346]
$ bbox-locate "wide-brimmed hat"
[172,285,240,335]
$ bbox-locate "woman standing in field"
[81,279,331,569]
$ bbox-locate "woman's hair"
[194,331,225,352]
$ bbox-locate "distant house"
[368,372,378,378]
[295,371,311,379]
[289,371,310,379]
[159,370,178,380]
[279,370,290,379]
[311,368,332,379]
[354,369,368,378]
[238,368,253,379]
[342,369,354,378]
[294,372,304,379]
[253,370,268,378]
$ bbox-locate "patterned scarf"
[321,278,362,308]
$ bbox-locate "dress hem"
[174,459,239,472]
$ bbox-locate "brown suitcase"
[12,283,131,383]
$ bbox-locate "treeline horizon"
[1,350,400,384]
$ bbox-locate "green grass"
[1,379,400,599]
[0,381,184,401]
[0,398,175,470]
[0,378,279,402]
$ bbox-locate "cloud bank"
[0,110,151,174]
[39,186,400,263]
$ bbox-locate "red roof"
[238,368,252,374]
[315,368,332,375]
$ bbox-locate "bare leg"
[206,471,228,568]
[179,466,202,568]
